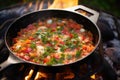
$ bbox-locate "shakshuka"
[10,18,95,65]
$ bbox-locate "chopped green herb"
[66,54,72,60]
[30,42,36,49]
[47,57,57,65]
[59,54,65,63]
[43,52,49,57]
[35,30,41,35]
[73,32,78,39]
[60,45,67,52]
[45,46,55,53]
[41,34,49,44]
[76,50,81,58]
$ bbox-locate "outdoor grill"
[0,1,120,80]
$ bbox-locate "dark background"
[0,0,120,17]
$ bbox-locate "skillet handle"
[64,5,99,24]
[0,54,23,72]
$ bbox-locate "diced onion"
[36,45,45,54]
[16,45,21,50]
[38,26,47,30]
[47,19,52,24]
[80,28,85,32]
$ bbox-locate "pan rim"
[4,9,101,67]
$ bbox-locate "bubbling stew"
[10,18,95,65]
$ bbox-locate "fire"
[25,69,34,80]
[48,0,78,9]
[34,71,48,80]
[24,68,103,80]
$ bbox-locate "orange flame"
[48,0,78,9]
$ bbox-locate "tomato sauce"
[10,18,95,65]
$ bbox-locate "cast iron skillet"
[0,5,101,72]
